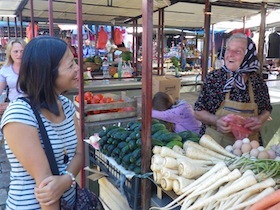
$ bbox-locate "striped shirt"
[1,95,78,210]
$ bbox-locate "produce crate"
[74,93,137,122]
[89,147,141,210]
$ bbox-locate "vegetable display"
[149,134,280,210]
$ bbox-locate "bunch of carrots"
[150,134,280,210]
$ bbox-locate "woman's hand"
[34,175,69,206]
[244,117,262,132]
[216,116,231,134]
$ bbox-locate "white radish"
[184,140,228,160]
[199,134,236,158]
[160,146,184,159]
[190,168,241,198]
[152,146,162,154]
[150,163,163,172]
[180,196,198,210]
[151,154,164,165]
[159,162,227,210]
[162,170,178,180]
[163,157,179,169]
[172,145,185,155]
[160,177,173,191]
[227,187,275,210]
[178,161,209,179]
[185,145,222,162]
[172,176,194,195]
[153,171,162,184]
[224,177,275,201]
[187,174,257,210]
[176,157,215,166]
[160,167,178,177]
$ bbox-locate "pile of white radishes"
[225,138,280,160]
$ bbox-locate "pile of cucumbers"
[97,119,200,174]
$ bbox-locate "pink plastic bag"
[222,114,252,140]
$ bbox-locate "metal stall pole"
[76,0,86,188]
[258,2,267,74]
[30,0,35,39]
[7,17,10,39]
[48,0,54,36]
[19,12,23,38]
[141,0,153,209]
[14,17,18,38]
[201,0,211,81]
[211,24,215,68]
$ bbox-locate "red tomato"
[93,94,104,102]
[86,97,93,104]
[103,97,114,103]
[84,92,94,101]
[90,97,99,104]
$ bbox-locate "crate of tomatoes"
[74,92,137,122]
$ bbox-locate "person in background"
[152,92,201,134]
[194,33,272,147]
[65,36,78,58]
[1,36,83,209]
[0,38,26,102]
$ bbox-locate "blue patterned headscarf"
[223,37,260,92]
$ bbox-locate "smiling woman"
[0,36,85,210]
[194,33,272,147]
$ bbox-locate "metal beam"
[141,0,153,209]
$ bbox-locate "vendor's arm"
[244,110,271,132]
[3,122,66,210]
[194,110,231,134]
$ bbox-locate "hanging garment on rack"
[96,26,108,49]
[267,32,280,58]
[114,28,124,46]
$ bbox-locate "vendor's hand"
[244,117,262,132]
[34,175,66,206]
[216,117,231,134]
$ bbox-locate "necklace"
[55,123,69,164]
[63,149,69,164]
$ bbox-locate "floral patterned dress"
[194,68,272,140]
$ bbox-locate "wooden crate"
[74,93,137,122]
[99,177,132,210]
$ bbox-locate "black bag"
[20,97,104,210]
[61,185,104,210]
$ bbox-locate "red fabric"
[96,27,108,49]
[231,28,251,37]
[26,23,39,39]
[114,28,124,45]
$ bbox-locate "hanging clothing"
[96,27,108,49]
[26,23,39,40]
[114,28,124,46]
[267,32,280,58]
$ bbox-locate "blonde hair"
[4,38,26,66]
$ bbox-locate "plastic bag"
[222,114,252,140]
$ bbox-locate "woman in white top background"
[0,38,26,102]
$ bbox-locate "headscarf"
[223,37,260,92]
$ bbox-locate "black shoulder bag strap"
[19,97,59,175]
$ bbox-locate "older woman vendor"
[194,33,272,147]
